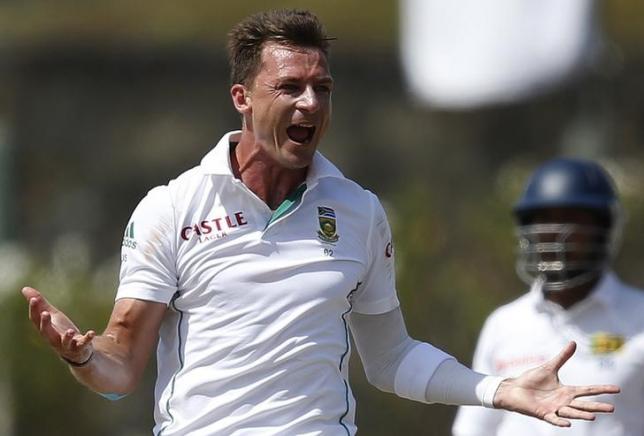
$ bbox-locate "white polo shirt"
[116,131,400,436]
[452,272,644,436]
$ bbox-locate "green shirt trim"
[266,183,307,227]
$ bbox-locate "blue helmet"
[513,158,622,291]
[514,158,619,224]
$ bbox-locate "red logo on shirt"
[494,355,547,373]
[181,211,248,241]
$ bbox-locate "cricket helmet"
[513,158,622,291]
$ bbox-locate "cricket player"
[453,158,644,436]
[23,10,619,436]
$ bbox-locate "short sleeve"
[352,192,400,315]
[116,186,178,305]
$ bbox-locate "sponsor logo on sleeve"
[122,222,137,249]
[317,206,339,244]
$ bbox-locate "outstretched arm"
[351,308,619,427]
[493,341,619,427]
[22,286,166,396]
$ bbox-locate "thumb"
[22,286,55,314]
[21,286,43,302]
[548,341,577,373]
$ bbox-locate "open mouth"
[286,124,316,144]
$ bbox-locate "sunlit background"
[2,1,644,435]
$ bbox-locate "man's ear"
[231,84,251,114]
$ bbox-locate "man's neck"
[543,276,601,310]
[231,139,307,210]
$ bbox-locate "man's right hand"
[22,286,96,365]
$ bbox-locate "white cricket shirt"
[452,272,644,436]
[117,131,400,435]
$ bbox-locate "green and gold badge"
[317,206,339,243]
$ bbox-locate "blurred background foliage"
[1,1,644,435]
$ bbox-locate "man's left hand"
[493,341,620,427]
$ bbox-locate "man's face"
[531,208,601,249]
[235,42,333,170]
[517,207,610,290]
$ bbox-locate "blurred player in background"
[453,157,644,436]
[21,10,620,435]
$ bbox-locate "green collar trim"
[266,183,307,227]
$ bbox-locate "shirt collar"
[200,130,345,184]
[200,131,240,176]
[586,271,620,306]
[530,270,620,314]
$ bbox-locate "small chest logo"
[590,332,625,355]
[317,206,339,244]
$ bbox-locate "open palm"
[494,342,620,427]
[22,286,95,364]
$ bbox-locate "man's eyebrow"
[277,75,334,83]
[317,77,334,84]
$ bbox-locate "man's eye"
[280,84,299,92]
[315,85,332,94]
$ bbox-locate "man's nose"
[296,86,319,112]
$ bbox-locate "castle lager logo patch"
[317,206,339,243]
[180,211,248,242]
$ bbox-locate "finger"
[569,399,615,413]
[27,291,56,326]
[39,311,62,347]
[21,286,42,302]
[67,331,95,363]
[61,329,76,351]
[556,406,595,421]
[573,384,621,398]
[24,287,54,314]
[39,311,51,333]
[543,411,571,427]
[547,341,576,372]
[72,330,96,350]
[28,296,42,325]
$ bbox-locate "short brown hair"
[227,9,332,86]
